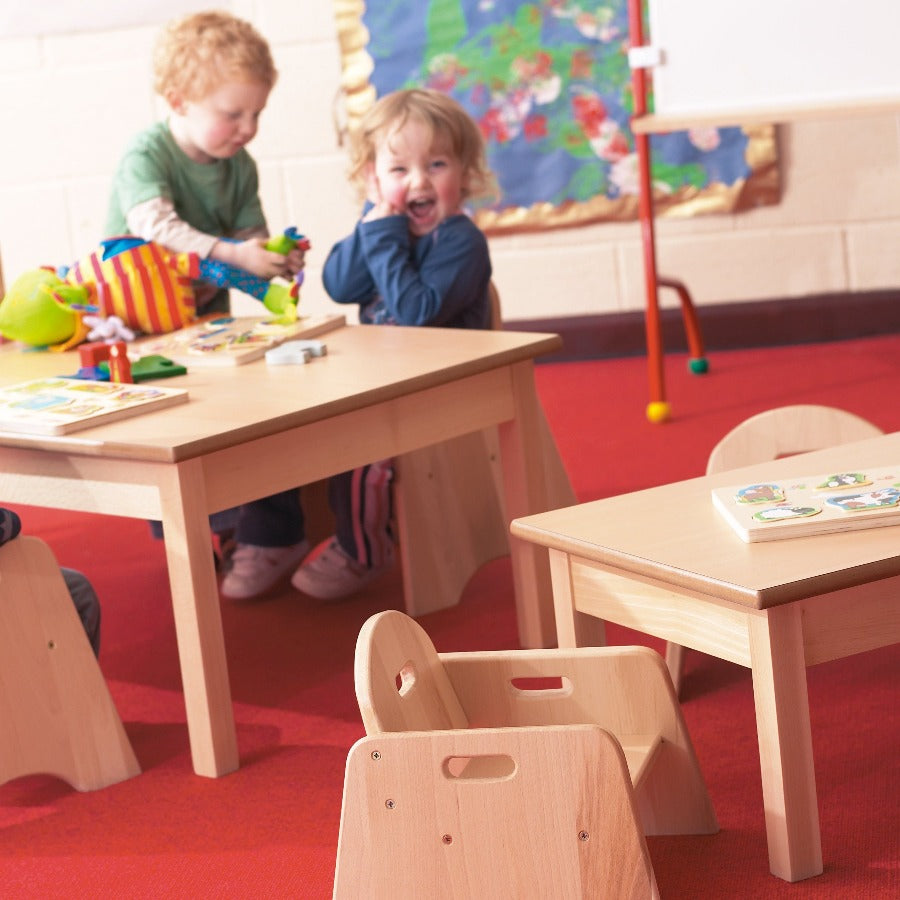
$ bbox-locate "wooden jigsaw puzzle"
[0,377,188,435]
[712,465,900,542]
[135,313,344,367]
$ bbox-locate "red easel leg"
[629,0,669,422]
[658,277,709,374]
[635,131,670,423]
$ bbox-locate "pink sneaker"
[220,540,310,600]
[290,538,394,601]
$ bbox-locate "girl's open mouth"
[408,198,434,221]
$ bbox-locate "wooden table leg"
[498,362,556,649]
[159,460,239,778]
[748,605,823,882]
[548,549,607,649]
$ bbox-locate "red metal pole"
[627,0,669,421]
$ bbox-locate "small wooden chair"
[665,404,884,693]
[307,283,576,621]
[0,536,140,791]
[393,283,576,617]
[334,610,717,898]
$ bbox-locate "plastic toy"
[265,226,309,257]
[204,227,311,319]
[77,340,132,383]
[0,230,309,349]
[107,343,133,383]
[79,341,117,368]
[127,355,187,382]
[264,338,327,366]
[265,343,312,365]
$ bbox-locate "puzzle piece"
[264,339,327,366]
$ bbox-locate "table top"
[511,432,900,609]
[0,325,561,463]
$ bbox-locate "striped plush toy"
[0,230,308,348]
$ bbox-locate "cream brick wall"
[1,2,898,324]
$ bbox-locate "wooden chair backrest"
[335,726,659,899]
[488,281,502,331]
[0,536,139,790]
[706,404,882,474]
[354,609,469,734]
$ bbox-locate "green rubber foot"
[688,357,709,375]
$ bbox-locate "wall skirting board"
[513,290,900,363]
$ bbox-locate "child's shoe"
[220,540,310,600]
[290,538,394,601]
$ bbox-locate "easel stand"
[628,0,708,423]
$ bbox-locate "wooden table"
[511,432,900,883]
[0,324,563,777]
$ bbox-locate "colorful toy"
[64,237,197,335]
[0,268,90,349]
[265,226,309,257]
[107,343,133,384]
[204,227,311,319]
[0,230,309,349]
[76,340,132,383]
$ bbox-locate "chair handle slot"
[509,675,571,696]
[443,754,517,781]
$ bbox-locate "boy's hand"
[213,238,292,279]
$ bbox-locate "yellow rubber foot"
[646,400,671,423]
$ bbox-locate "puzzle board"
[0,377,188,435]
[712,465,900,542]
[135,313,345,367]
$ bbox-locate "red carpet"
[2,334,899,897]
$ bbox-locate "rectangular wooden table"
[511,432,900,883]
[0,324,563,777]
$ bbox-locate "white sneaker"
[291,538,394,601]
[220,540,310,600]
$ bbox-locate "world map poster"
[335,0,779,234]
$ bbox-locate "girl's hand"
[283,245,306,279]
[362,200,399,223]
[362,168,403,223]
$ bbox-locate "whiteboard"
[643,0,900,127]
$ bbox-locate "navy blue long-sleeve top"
[0,507,22,546]
[322,210,492,329]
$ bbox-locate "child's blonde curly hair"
[348,89,494,203]
[153,11,277,102]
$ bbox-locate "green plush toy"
[0,268,90,348]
